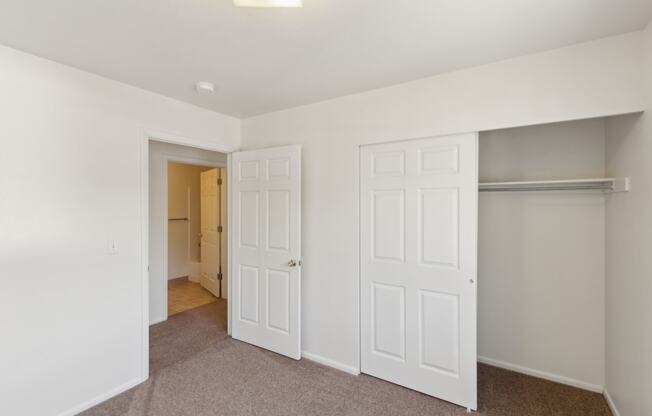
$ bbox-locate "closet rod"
[480,185,608,192]
[479,178,629,193]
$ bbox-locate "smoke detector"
[234,0,302,7]
[195,82,215,94]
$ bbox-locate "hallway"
[167,277,217,316]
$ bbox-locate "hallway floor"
[83,301,611,416]
[167,277,217,316]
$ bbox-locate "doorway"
[148,140,228,327]
[166,162,228,316]
[146,140,303,370]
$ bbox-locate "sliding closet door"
[360,133,478,410]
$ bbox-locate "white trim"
[139,128,238,386]
[139,132,150,381]
[143,129,233,153]
[302,351,361,376]
[227,154,233,335]
[603,389,621,416]
[354,145,361,374]
[149,316,166,326]
[57,376,144,416]
[162,153,227,168]
[477,356,604,393]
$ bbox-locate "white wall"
[167,162,213,280]
[149,142,227,325]
[1,24,649,416]
[604,21,652,416]
[241,32,644,372]
[478,119,606,390]
[0,45,239,416]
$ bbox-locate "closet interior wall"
[478,118,607,390]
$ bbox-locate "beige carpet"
[83,300,611,416]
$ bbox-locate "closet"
[359,116,630,410]
[477,117,626,392]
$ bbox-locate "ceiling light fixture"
[233,0,302,7]
[195,81,215,94]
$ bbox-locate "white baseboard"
[149,315,166,325]
[302,351,360,376]
[603,389,621,416]
[189,262,201,282]
[57,376,145,416]
[477,356,603,393]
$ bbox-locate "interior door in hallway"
[231,145,302,359]
[200,168,221,297]
[360,133,478,410]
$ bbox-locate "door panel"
[361,133,478,410]
[239,265,259,324]
[200,168,220,297]
[419,188,459,268]
[266,269,290,333]
[231,145,301,359]
[239,191,260,248]
[371,190,405,263]
[419,289,459,375]
[267,190,290,251]
[372,283,406,361]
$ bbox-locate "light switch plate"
[108,240,118,255]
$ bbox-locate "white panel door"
[231,145,301,359]
[361,133,478,410]
[219,167,228,299]
[200,168,221,297]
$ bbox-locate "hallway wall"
[167,162,214,280]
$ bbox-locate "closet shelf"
[479,178,629,193]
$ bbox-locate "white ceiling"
[1,0,651,117]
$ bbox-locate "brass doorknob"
[287,259,297,267]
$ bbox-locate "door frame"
[158,154,225,323]
[140,130,237,381]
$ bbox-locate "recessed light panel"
[233,0,302,7]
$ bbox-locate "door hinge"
[217,225,223,232]
[217,178,223,185]
[217,273,223,281]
